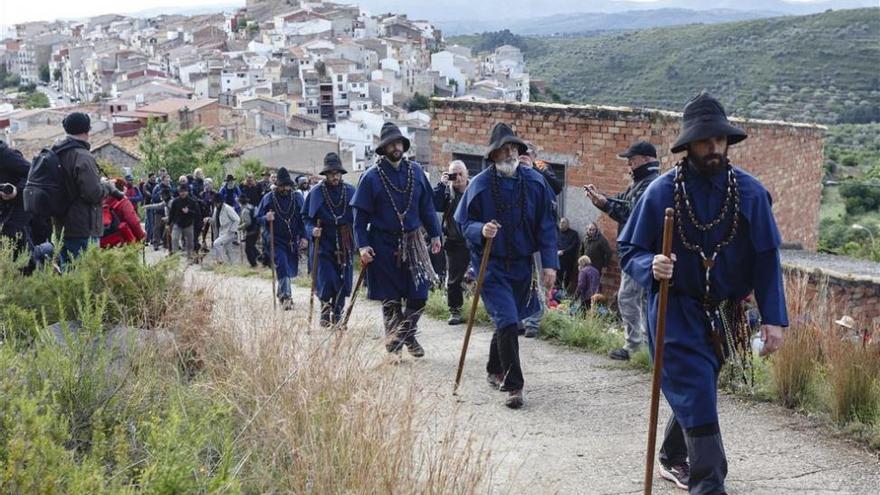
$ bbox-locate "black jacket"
[600,161,660,234]
[0,140,31,232]
[433,182,466,243]
[54,137,106,238]
[581,232,613,274]
[169,195,199,228]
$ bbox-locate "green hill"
[456,8,880,124]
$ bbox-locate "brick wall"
[431,98,825,296]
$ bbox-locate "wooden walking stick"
[644,207,676,495]
[339,262,367,329]
[308,220,321,326]
[453,226,496,394]
[268,218,277,311]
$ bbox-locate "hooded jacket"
[54,137,106,238]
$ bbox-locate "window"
[337,74,343,82]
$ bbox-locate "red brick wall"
[431,99,825,296]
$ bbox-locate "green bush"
[425,288,491,325]
[0,241,178,328]
[539,309,623,355]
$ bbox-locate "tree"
[39,64,50,83]
[52,68,62,82]
[232,158,265,181]
[24,91,50,109]
[137,119,232,182]
[406,93,430,111]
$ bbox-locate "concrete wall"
[431,98,826,295]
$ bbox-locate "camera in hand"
[0,183,14,196]
[447,173,458,181]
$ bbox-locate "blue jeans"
[277,276,291,300]
[60,237,96,268]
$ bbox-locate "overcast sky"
[0,0,841,27]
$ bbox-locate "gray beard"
[496,160,518,177]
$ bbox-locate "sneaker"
[658,462,690,491]
[487,373,504,390]
[505,389,524,409]
[406,337,425,358]
[608,348,631,361]
[524,327,539,338]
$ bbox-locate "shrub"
[539,309,623,355]
[823,338,880,425]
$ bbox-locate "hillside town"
[0,0,531,175]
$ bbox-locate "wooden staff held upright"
[308,220,321,326]
[268,218,277,312]
[644,207,676,495]
[453,220,497,394]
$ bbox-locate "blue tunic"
[618,165,789,428]
[303,181,356,301]
[219,185,242,213]
[351,159,441,301]
[256,191,306,280]
[455,166,559,329]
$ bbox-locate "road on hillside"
[190,263,880,494]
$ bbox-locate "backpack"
[102,204,120,237]
[23,148,69,217]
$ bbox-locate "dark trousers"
[445,241,470,312]
[660,416,728,495]
[382,299,425,351]
[557,254,577,292]
[244,233,259,267]
[486,323,524,391]
[320,293,346,324]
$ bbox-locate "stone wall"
[431,98,826,294]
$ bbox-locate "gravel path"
[189,263,880,495]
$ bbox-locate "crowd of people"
[0,93,799,494]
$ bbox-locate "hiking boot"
[658,461,690,491]
[385,335,404,354]
[524,327,539,339]
[505,389,524,409]
[280,298,294,311]
[487,373,504,390]
[406,337,425,358]
[608,348,630,361]
[448,309,465,326]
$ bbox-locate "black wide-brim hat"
[671,91,748,154]
[375,122,410,155]
[275,167,295,186]
[486,122,528,160]
[320,152,347,175]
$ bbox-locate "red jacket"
[100,196,146,248]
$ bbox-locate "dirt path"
[190,264,880,495]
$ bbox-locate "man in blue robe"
[257,167,307,310]
[303,153,356,327]
[351,122,442,356]
[454,123,559,409]
[618,92,788,494]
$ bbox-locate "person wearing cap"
[454,122,559,409]
[257,167,307,310]
[618,92,788,494]
[585,139,661,362]
[219,174,241,213]
[351,122,442,357]
[303,153,357,326]
[53,112,107,265]
[168,183,199,260]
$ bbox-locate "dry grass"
[823,338,880,425]
[770,273,823,409]
[191,283,491,493]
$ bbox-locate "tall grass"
[0,242,489,492]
